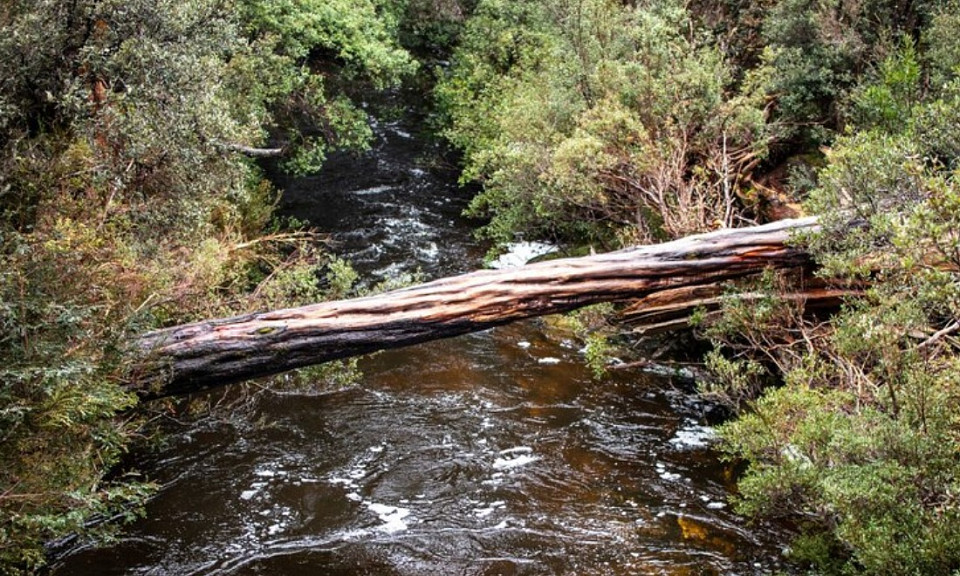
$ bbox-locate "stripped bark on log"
[131,217,820,399]
[618,276,859,336]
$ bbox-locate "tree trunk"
[131,217,820,400]
[617,275,860,336]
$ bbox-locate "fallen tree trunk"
[618,275,861,336]
[131,217,820,400]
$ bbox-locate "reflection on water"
[51,93,791,575]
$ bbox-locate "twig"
[918,320,960,349]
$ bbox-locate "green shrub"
[0,0,412,570]
[437,0,768,250]
[712,25,960,572]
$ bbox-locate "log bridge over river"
[132,216,848,400]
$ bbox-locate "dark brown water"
[51,95,791,575]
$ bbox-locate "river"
[51,93,792,575]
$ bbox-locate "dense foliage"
[0,0,414,572]
[437,0,943,249]
[437,0,769,250]
[710,29,960,573]
[437,0,960,573]
[3,0,960,573]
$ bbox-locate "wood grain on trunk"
[618,276,858,336]
[132,217,820,399]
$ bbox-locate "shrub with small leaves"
[711,20,960,573]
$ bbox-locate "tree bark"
[617,276,860,336]
[131,217,820,400]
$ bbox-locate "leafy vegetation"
[711,30,960,572]
[437,0,769,251]
[437,0,960,573]
[437,0,942,249]
[0,0,415,572]
[3,0,960,573]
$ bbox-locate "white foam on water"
[240,480,270,501]
[537,357,561,365]
[418,241,439,260]
[669,422,717,449]
[339,528,371,540]
[492,453,540,471]
[482,472,505,487]
[474,507,496,518]
[367,502,411,534]
[348,468,367,479]
[488,241,557,269]
[329,464,370,489]
[473,501,506,518]
[350,185,394,196]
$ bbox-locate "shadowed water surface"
[51,94,791,575]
